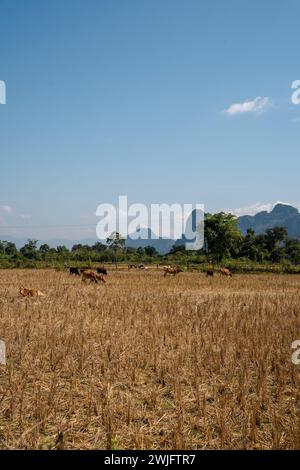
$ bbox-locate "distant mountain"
[238,203,300,237]
[2,204,299,254]
[127,207,205,253]
[125,227,175,254]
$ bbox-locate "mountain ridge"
[1,203,300,253]
[238,203,300,237]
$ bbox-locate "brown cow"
[220,268,232,277]
[81,270,106,284]
[163,266,183,277]
[19,287,45,297]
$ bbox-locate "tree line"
[1,212,300,268]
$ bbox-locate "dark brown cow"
[128,264,138,270]
[97,267,107,275]
[69,267,80,276]
[206,270,214,277]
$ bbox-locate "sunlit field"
[0,269,300,449]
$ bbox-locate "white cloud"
[2,205,13,214]
[225,201,300,217]
[225,97,270,116]
[20,214,31,220]
[229,202,274,217]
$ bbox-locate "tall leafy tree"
[39,244,51,253]
[144,246,158,257]
[240,229,264,261]
[285,238,300,264]
[204,212,242,262]
[20,239,39,259]
[106,232,125,251]
[264,227,288,262]
[92,242,107,253]
[0,241,18,256]
[57,245,69,254]
[106,232,125,264]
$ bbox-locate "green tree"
[265,227,288,251]
[39,243,51,253]
[169,244,186,255]
[285,238,300,264]
[106,232,125,251]
[106,232,126,264]
[72,244,84,252]
[240,229,264,261]
[20,239,39,259]
[57,245,69,254]
[1,241,18,256]
[265,227,288,262]
[144,246,158,257]
[204,212,242,262]
[92,242,107,253]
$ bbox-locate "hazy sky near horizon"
[1,0,300,240]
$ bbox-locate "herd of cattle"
[69,266,107,277]
[18,265,233,297]
[69,265,233,279]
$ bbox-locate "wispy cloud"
[2,205,13,214]
[20,214,31,220]
[225,97,270,116]
[229,202,274,216]
[225,201,300,217]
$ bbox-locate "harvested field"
[0,269,300,449]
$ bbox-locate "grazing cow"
[97,267,108,275]
[163,266,183,277]
[70,267,80,276]
[220,267,233,277]
[81,270,106,284]
[206,270,214,277]
[19,287,45,297]
[128,264,138,270]
[138,264,149,270]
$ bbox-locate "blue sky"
[0,0,300,240]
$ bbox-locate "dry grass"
[1,269,300,449]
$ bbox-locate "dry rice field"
[1,268,300,450]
